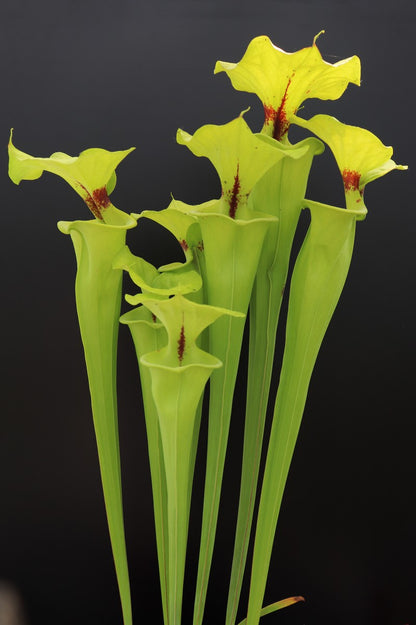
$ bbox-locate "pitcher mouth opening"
[57,212,137,235]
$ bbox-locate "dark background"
[0,1,414,624]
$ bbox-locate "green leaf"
[177,114,301,218]
[8,130,134,224]
[237,596,305,625]
[136,205,201,269]
[215,34,360,141]
[113,245,202,298]
[293,114,407,211]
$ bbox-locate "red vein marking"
[77,183,111,220]
[177,324,185,363]
[342,169,361,192]
[228,163,240,219]
[264,75,293,141]
[92,186,111,208]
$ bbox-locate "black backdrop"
[0,1,414,624]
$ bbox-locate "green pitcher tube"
[226,137,323,625]
[116,240,207,625]
[58,216,136,625]
[176,115,296,625]
[214,37,361,625]
[246,199,364,625]
[120,306,169,625]
[143,358,221,625]
[137,294,244,625]
[190,208,277,625]
[8,135,137,625]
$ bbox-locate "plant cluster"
[8,33,406,625]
